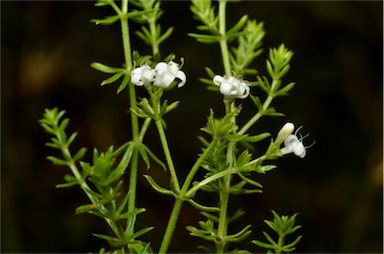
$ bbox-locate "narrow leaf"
[138,146,150,169]
[73,147,87,162]
[141,144,166,170]
[263,231,277,245]
[117,73,130,94]
[91,15,120,25]
[91,62,123,73]
[101,72,125,86]
[188,199,220,212]
[158,27,174,44]
[252,239,275,249]
[132,226,155,239]
[47,156,68,166]
[275,82,295,96]
[143,175,174,196]
[243,132,270,143]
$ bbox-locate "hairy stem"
[159,198,184,254]
[155,120,181,192]
[181,140,217,193]
[119,0,139,218]
[238,92,274,135]
[216,175,231,253]
[218,0,231,75]
[158,140,217,253]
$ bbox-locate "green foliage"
[40,108,154,252]
[230,19,265,76]
[252,211,302,254]
[41,0,305,253]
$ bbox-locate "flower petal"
[213,75,224,86]
[176,70,187,88]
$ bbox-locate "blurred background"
[2,1,383,253]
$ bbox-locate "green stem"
[238,79,281,135]
[215,99,236,253]
[155,120,181,192]
[158,140,217,253]
[181,140,217,193]
[216,175,231,253]
[159,198,184,254]
[149,17,160,58]
[120,0,133,71]
[238,93,274,135]
[128,148,139,212]
[63,147,118,236]
[186,167,236,197]
[276,232,284,254]
[218,0,231,75]
[119,0,139,217]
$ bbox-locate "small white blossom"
[280,126,314,158]
[154,60,186,88]
[131,64,155,86]
[213,75,250,99]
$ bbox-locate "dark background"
[1,1,383,253]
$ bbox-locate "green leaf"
[256,75,270,93]
[188,33,220,43]
[201,212,219,222]
[187,199,220,212]
[138,146,150,169]
[243,132,270,143]
[58,118,70,133]
[73,147,87,162]
[91,15,120,25]
[55,174,79,188]
[158,27,174,44]
[237,171,262,188]
[101,72,125,86]
[224,224,252,242]
[117,73,130,94]
[92,233,121,243]
[76,203,98,214]
[283,235,302,251]
[132,226,155,239]
[264,107,284,117]
[228,209,246,222]
[252,239,275,249]
[263,231,277,245]
[143,175,174,196]
[258,165,277,173]
[250,95,263,111]
[40,123,55,135]
[66,132,77,146]
[275,82,295,96]
[227,15,248,35]
[163,101,180,115]
[141,144,166,171]
[47,156,68,166]
[199,77,216,86]
[94,0,110,6]
[91,62,124,74]
[204,66,216,79]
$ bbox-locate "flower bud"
[274,122,294,146]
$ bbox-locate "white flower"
[213,75,250,99]
[280,126,314,158]
[154,60,186,88]
[131,64,155,86]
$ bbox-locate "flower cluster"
[213,75,250,99]
[131,60,186,89]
